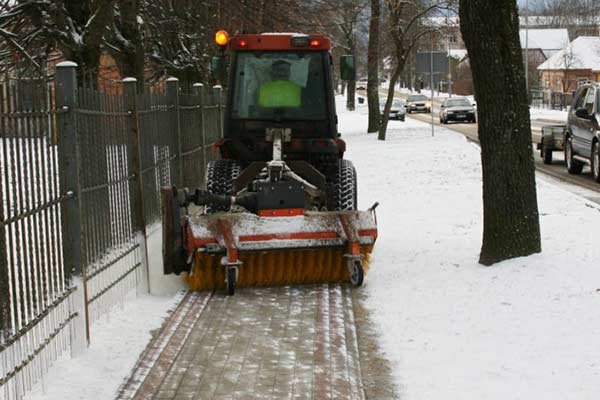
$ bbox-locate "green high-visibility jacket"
[258,80,301,108]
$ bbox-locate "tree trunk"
[367,0,381,132]
[116,0,145,86]
[346,79,356,111]
[459,0,541,265]
[378,63,401,140]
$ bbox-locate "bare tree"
[529,0,600,37]
[558,44,580,93]
[107,0,145,84]
[334,0,367,111]
[140,0,323,84]
[141,0,213,83]
[378,0,452,140]
[0,0,116,79]
[367,0,381,132]
[460,0,541,265]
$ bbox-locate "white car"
[356,79,368,90]
[380,99,406,121]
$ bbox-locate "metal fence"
[530,89,574,111]
[0,62,224,399]
[0,74,77,399]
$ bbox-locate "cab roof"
[229,33,331,51]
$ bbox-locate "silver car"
[380,99,406,121]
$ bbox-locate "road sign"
[416,52,449,75]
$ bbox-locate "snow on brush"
[341,97,600,399]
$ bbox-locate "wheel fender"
[335,138,347,157]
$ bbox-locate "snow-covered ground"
[530,107,568,122]
[343,98,600,399]
[24,291,182,400]
[22,94,598,400]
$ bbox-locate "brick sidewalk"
[122,284,365,400]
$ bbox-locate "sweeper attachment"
[162,32,378,294]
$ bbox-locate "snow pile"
[23,292,182,400]
[340,97,600,399]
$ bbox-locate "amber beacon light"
[215,30,229,46]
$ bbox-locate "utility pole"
[525,0,529,94]
[430,32,434,137]
[447,35,452,98]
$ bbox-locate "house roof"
[448,49,467,60]
[519,29,569,57]
[538,36,600,71]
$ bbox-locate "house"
[537,36,600,93]
[520,28,570,88]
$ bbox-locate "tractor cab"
[211,32,355,167]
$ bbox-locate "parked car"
[405,94,431,113]
[538,124,565,164]
[439,97,477,124]
[380,99,406,121]
[356,79,368,90]
[564,82,600,182]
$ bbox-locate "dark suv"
[439,97,476,124]
[565,83,600,182]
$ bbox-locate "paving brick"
[127,284,369,400]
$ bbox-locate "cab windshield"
[231,51,327,121]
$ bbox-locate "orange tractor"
[162,31,378,294]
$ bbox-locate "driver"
[258,60,301,108]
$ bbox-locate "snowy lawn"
[343,98,600,399]
[530,107,568,122]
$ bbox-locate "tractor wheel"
[350,260,364,287]
[205,159,241,213]
[329,159,357,211]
